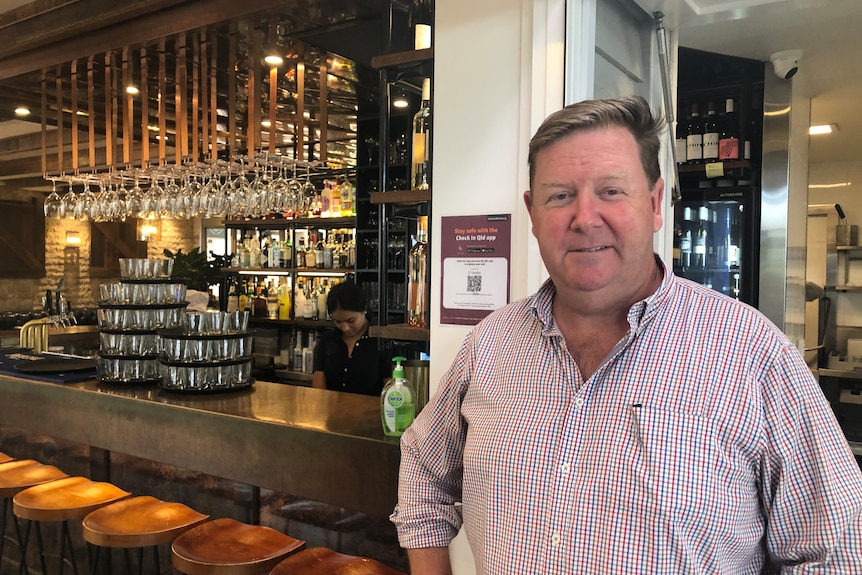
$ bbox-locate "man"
[391,97,862,574]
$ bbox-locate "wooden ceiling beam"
[0,0,299,80]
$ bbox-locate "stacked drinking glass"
[96,258,187,385]
[156,310,253,392]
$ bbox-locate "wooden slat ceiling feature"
[0,2,380,182]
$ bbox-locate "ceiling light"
[261,120,272,128]
[265,54,283,66]
[125,85,139,95]
[14,106,30,116]
[809,124,837,135]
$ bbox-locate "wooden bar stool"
[82,495,209,575]
[13,476,131,575]
[171,517,305,575]
[0,460,68,574]
[271,547,405,575]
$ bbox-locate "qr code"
[466,273,482,293]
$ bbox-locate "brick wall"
[0,212,201,313]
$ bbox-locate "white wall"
[432,0,565,572]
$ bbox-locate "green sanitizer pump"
[381,356,416,437]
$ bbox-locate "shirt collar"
[529,255,673,336]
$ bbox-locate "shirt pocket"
[631,405,743,526]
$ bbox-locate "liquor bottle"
[317,279,329,319]
[323,234,334,269]
[672,218,682,272]
[282,235,293,268]
[238,279,249,312]
[719,98,739,160]
[708,209,717,267]
[321,180,332,218]
[407,215,429,328]
[295,280,307,319]
[410,0,433,50]
[702,102,719,162]
[295,238,306,268]
[226,278,239,313]
[268,234,282,269]
[411,77,432,191]
[339,179,353,216]
[693,206,709,268]
[315,234,325,268]
[266,281,279,319]
[331,180,342,217]
[686,104,703,164]
[727,206,740,269]
[278,282,291,320]
[680,207,693,270]
[293,330,304,372]
[305,234,317,268]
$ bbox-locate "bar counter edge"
[0,374,401,517]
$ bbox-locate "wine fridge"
[672,181,761,307]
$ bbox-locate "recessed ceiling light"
[14,106,30,116]
[809,124,837,135]
[126,85,139,95]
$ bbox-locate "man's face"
[524,126,663,308]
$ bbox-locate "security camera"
[770,49,802,80]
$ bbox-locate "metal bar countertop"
[0,374,400,517]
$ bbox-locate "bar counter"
[0,373,401,517]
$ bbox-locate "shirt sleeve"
[759,345,862,572]
[390,334,472,549]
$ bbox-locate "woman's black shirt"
[312,328,388,396]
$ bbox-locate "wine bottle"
[680,207,693,270]
[718,98,739,160]
[411,77,432,191]
[675,105,689,165]
[686,104,703,164]
[411,0,433,50]
[702,102,719,162]
[693,206,709,268]
[407,215,429,328]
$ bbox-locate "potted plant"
[163,248,229,309]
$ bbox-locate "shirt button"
[551,532,561,546]
[574,397,584,407]
[559,463,571,475]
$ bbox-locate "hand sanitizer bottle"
[381,356,416,437]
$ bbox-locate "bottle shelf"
[369,324,430,341]
[371,48,434,69]
[677,160,752,174]
[248,317,331,328]
[371,189,431,205]
[224,216,357,228]
[222,267,354,276]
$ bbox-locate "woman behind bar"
[312,281,388,396]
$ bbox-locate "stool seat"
[171,517,305,575]
[0,459,68,498]
[271,547,405,575]
[13,476,131,522]
[82,495,209,548]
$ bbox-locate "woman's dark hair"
[326,281,368,315]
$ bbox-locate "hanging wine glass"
[60,182,78,220]
[302,164,318,217]
[272,161,289,215]
[44,179,62,219]
[142,173,162,218]
[126,176,145,219]
[217,164,237,217]
[115,178,129,221]
[79,180,98,221]
[287,163,302,218]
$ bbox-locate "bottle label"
[702,133,719,159]
[719,137,739,160]
[686,135,703,161]
[414,24,431,50]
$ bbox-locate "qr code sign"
[467,273,482,293]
